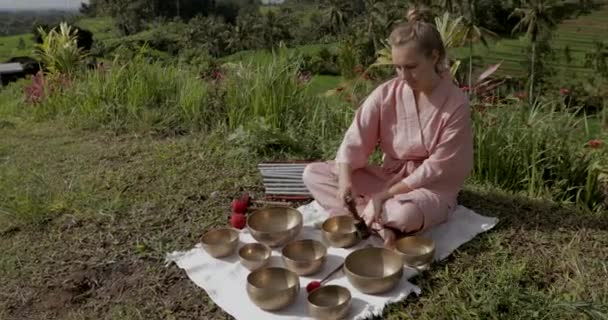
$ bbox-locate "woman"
[303,9,474,247]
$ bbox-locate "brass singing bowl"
[282,239,327,276]
[394,236,436,268]
[246,267,300,311]
[247,206,303,247]
[321,215,360,248]
[239,242,271,270]
[200,228,239,258]
[307,285,351,320]
[344,247,404,294]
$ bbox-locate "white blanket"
[165,201,498,320]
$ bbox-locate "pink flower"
[24,72,46,104]
[586,139,603,149]
[559,88,571,96]
[515,91,528,100]
[297,72,312,84]
[482,96,498,104]
[473,104,487,114]
[211,69,224,81]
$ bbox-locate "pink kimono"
[303,75,473,233]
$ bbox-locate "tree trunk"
[530,41,536,103]
[468,40,473,97]
[367,18,377,52]
[176,0,180,18]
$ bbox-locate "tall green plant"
[434,11,466,78]
[472,100,606,211]
[338,40,359,79]
[372,11,468,79]
[35,54,216,133]
[222,49,310,132]
[34,22,87,75]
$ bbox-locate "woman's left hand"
[376,227,396,249]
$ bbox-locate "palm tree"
[462,0,498,95]
[438,0,463,14]
[509,0,557,101]
[363,0,391,53]
[434,12,466,77]
[578,0,594,13]
[320,0,353,35]
[584,41,608,78]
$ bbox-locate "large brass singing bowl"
[394,236,435,267]
[344,247,404,294]
[307,285,351,320]
[200,227,239,258]
[247,207,303,247]
[282,239,327,276]
[321,215,360,248]
[239,242,271,270]
[246,267,300,311]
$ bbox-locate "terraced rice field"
[451,4,608,81]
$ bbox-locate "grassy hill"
[451,4,608,80]
[0,34,35,61]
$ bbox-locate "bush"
[34,22,88,75]
[301,48,340,75]
[472,100,606,212]
[30,56,220,134]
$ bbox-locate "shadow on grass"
[364,188,608,319]
[458,189,608,232]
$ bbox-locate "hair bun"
[407,7,428,23]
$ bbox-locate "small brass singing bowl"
[200,228,239,258]
[394,236,436,268]
[321,215,360,248]
[344,247,404,294]
[247,206,303,247]
[282,239,327,276]
[246,267,300,311]
[239,243,271,270]
[307,285,351,320]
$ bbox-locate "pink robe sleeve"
[401,103,474,190]
[335,87,382,170]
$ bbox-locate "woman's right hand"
[337,179,353,206]
[336,163,354,206]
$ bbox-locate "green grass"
[221,43,338,65]
[0,48,606,318]
[472,102,607,212]
[3,50,606,211]
[0,34,35,61]
[0,122,606,319]
[75,17,119,42]
[307,75,343,95]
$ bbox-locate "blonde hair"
[389,8,447,73]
